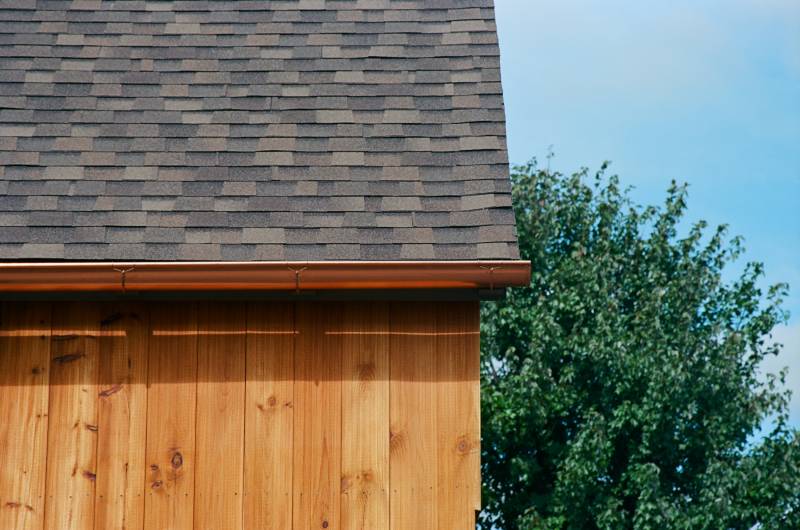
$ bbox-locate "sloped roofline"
[0,260,530,293]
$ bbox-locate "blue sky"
[494,0,800,427]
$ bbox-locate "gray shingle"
[1,1,517,262]
[19,243,65,259]
[242,228,285,244]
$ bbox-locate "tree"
[480,161,800,529]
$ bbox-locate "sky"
[494,0,800,427]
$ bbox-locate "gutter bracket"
[479,265,502,292]
[112,266,135,293]
[287,266,308,294]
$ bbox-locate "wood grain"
[341,301,390,530]
[293,302,342,530]
[194,302,246,530]
[44,302,101,530]
[436,302,481,529]
[0,299,482,530]
[143,302,197,530]
[389,302,438,530]
[0,302,51,530]
[94,303,149,530]
[466,303,482,513]
[243,302,295,530]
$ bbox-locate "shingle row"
[1,6,497,23]
[0,242,516,261]
[4,1,495,10]
[0,192,512,211]
[2,164,510,182]
[3,178,510,195]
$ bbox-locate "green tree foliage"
[480,161,800,529]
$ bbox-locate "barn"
[0,1,528,529]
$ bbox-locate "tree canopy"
[480,161,800,529]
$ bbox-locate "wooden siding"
[0,300,480,530]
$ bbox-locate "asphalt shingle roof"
[0,0,518,261]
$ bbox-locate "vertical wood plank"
[243,301,294,530]
[436,302,481,529]
[93,303,149,530]
[144,302,197,530]
[293,302,342,530]
[0,302,51,530]
[44,302,101,530]
[468,303,482,513]
[340,301,390,530]
[389,302,438,530]
[469,303,482,514]
[194,302,246,530]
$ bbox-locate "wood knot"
[99,384,122,398]
[267,395,277,407]
[85,423,98,432]
[150,464,159,472]
[456,436,471,454]
[170,452,183,470]
[151,480,163,490]
[82,471,96,481]
[31,366,41,375]
[53,353,85,365]
[322,521,329,528]
[340,475,352,492]
[389,430,405,452]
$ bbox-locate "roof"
[0,0,518,262]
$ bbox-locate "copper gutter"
[0,261,531,293]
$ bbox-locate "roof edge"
[0,260,530,293]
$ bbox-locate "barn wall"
[0,300,480,530]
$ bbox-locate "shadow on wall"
[0,300,480,385]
